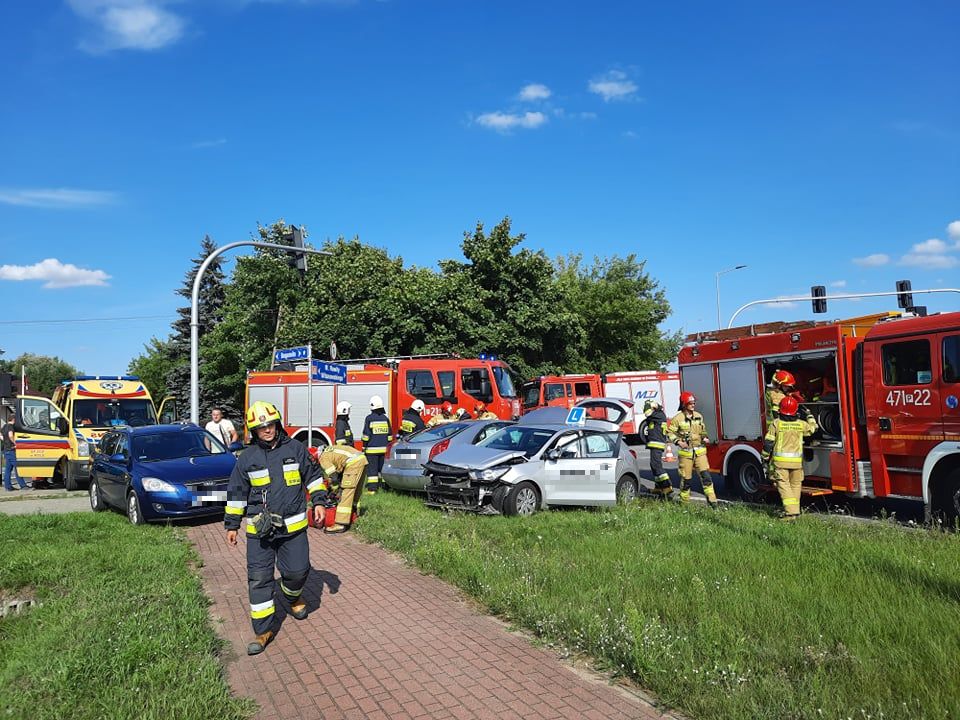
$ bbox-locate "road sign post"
[273,346,309,365]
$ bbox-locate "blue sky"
[1,0,958,375]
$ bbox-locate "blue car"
[89,423,241,524]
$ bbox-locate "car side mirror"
[109,452,127,464]
[228,441,244,452]
[545,448,560,461]
[56,417,69,436]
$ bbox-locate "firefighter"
[642,399,672,497]
[475,402,498,420]
[317,444,368,533]
[456,407,473,421]
[224,401,327,656]
[399,399,426,439]
[765,369,798,424]
[761,395,818,520]
[334,401,353,446]
[361,395,392,494]
[666,391,717,507]
[426,401,456,428]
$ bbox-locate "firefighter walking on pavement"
[361,395,392,494]
[642,399,673,497]
[224,401,327,656]
[399,399,426,439]
[666,392,718,507]
[762,395,818,520]
[317,444,368,533]
[335,401,354,446]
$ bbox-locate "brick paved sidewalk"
[188,523,676,720]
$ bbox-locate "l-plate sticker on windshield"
[886,389,932,407]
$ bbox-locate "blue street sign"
[274,346,309,364]
[311,360,347,384]
[565,407,586,425]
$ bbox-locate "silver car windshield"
[478,426,555,456]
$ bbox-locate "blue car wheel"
[127,491,147,525]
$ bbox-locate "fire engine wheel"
[127,491,146,526]
[616,475,638,504]
[89,479,106,512]
[931,469,960,528]
[727,455,766,503]
[502,482,540,517]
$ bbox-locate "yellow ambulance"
[14,376,177,490]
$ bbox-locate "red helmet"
[442,401,454,415]
[680,391,696,407]
[773,369,796,388]
[779,396,799,417]
[474,402,486,412]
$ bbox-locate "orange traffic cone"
[663,444,676,463]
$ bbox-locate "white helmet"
[336,401,351,415]
[369,395,385,410]
[411,399,425,413]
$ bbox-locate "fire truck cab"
[678,311,960,523]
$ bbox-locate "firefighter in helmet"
[455,407,472,421]
[666,391,717,507]
[224,401,327,656]
[642,399,672,497]
[399,399,426,439]
[361,395,392,494]
[426,401,456,428]
[317,443,368,533]
[335,401,353,446]
[475,402,498,420]
[766,369,798,424]
[761,395,818,520]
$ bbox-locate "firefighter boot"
[702,474,718,508]
[290,598,308,620]
[324,523,348,534]
[654,474,673,498]
[246,629,275,656]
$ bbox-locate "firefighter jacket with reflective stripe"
[667,411,708,449]
[426,413,454,428]
[399,408,425,438]
[224,434,325,535]
[318,445,368,485]
[477,411,498,420]
[762,416,817,468]
[335,417,354,446]
[361,410,392,454]
[644,408,669,450]
[765,387,786,423]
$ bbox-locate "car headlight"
[142,477,177,493]
[77,440,90,458]
[468,466,509,482]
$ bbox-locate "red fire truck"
[245,356,522,448]
[676,311,960,522]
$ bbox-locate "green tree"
[5,353,80,397]
[127,337,177,400]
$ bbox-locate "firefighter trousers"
[649,448,672,494]
[335,463,368,526]
[247,530,310,636]
[365,453,384,492]
[774,466,803,517]
[678,452,716,505]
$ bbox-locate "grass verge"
[0,513,254,720]
[356,492,960,720]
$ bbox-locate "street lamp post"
[715,264,747,329]
[190,239,331,425]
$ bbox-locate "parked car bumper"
[382,462,430,492]
[138,486,228,521]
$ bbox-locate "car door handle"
[879,417,891,431]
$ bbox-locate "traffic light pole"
[727,288,960,328]
[190,239,330,425]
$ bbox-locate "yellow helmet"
[246,401,281,431]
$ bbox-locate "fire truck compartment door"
[718,360,762,440]
[679,364,717,440]
[287,384,335,427]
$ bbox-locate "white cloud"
[191,138,228,149]
[475,111,547,133]
[830,280,847,288]
[948,220,960,247]
[0,187,118,208]
[588,70,638,102]
[518,83,551,101]
[68,0,186,53]
[911,237,948,254]
[853,253,890,267]
[898,253,959,270]
[0,259,111,288]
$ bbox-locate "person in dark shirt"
[2,413,26,492]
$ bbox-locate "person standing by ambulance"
[334,401,354,446]
[224,401,327,656]
[666,392,717,507]
[762,396,818,520]
[642,399,672,497]
[361,395,392,494]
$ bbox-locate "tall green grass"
[0,513,254,720]
[356,494,960,720]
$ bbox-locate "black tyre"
[636,420,650,446]
[490,485,509,514]
[89,478,106,512]
[502,482,540,517]
[931,469,960,529]
[726,454,767,503]
[616,475,638,504]
[126,491,147,525]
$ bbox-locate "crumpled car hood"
[430,445,527,470]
